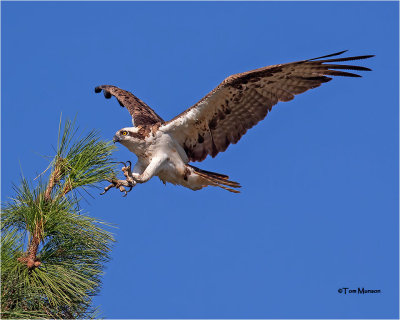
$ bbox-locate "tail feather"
[187,164,229,179]
[188,165,241,193]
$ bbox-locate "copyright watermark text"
[338,287,381,295]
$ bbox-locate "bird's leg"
[128,155,167,183]
[100,161,136,197]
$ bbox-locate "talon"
[119,186,128,197]
[101,161,136,197]
[100,183,114,195]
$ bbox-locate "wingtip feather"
[308,50,348,61]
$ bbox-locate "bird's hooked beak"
[113,135,120,143]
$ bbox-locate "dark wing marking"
[160,51,374,162]
[95,85,164,126]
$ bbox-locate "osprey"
[96,51,373,196]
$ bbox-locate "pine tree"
[1,118,117,319]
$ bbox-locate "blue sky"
[1,1,399,319]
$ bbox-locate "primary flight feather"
[96,50,373,195]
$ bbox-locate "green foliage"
[50,117,118,196]
[1,117,117,319]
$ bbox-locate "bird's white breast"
[131,131,188,168]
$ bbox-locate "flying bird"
[96,50,373,195]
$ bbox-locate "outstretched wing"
[160,51,374,162]
[95,85,164,126]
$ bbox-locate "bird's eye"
[122,131,127,136]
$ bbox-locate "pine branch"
[1,117,117,319]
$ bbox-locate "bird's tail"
[187,164,241,193]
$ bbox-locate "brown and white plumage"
[94,85,164,126]
[95,51,373,194]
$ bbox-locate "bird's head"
[113,127,146,151]
[114,127,139,143]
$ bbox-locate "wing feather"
[160,51,374,162]
[95,85,164,126]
